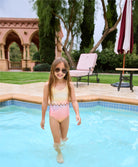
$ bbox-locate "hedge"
[33,63,51,71]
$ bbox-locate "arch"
[8,42,22,69]
[29,30,39,49]
[3,29,23,45]
[4,30,22,60]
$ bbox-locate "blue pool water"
[0,100,138,167]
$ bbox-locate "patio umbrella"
[114,0,134,72]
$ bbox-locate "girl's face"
[54,62,67,80]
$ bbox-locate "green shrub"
[96,48,138,72]
[33,63,51,71]
[32,52,40,62]
[71,50,82,63]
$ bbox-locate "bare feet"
[57,152,64,163]
[54,143,64,163]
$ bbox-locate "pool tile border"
[0,99,42,110]
[1,99,138,112]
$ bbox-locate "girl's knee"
[54,137,61,144]
[62,137,68,142]
[54,137,68,144]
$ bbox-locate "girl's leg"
[49,116,64,163]
[49,116,61,143]
[60,116,69,141]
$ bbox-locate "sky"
[0,0,125,51]
[0,0,37,18]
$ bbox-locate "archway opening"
[29,42,38,61]
[5,31,23,70]
[30,31,39,49]
[9,42,22,70]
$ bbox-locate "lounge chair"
[70,53,99,87]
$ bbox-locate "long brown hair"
[48,57,72,103]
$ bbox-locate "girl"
[40,57,81,163]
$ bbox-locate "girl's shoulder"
[44,82,49,89]
[70,82,75,89]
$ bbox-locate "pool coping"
[0,93,138,105]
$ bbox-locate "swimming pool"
[0,100,138,167]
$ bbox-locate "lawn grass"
[0,71,138,86]
[0,72,49,84]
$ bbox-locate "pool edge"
[0,93,138,105]
[0,94,42,104]
[77,95,138,105]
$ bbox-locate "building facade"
[0,17,62,71]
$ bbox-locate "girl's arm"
[40,82,49,129]
[70,82,81,125]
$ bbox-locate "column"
[0,45,2,59]
[7,48,10,60]
[23,45,26,60]
[0,44,5,59]
[0,44,8,71]
[27,44,30,60]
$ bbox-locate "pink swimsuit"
[49,85,69,122]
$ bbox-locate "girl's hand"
[40,120,45,129]
[76,115,81,125]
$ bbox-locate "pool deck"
[0,82,138,105]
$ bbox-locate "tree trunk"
[62,46,75,68]
[90,29,109,53]
[90,0,122,53]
